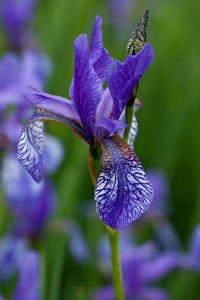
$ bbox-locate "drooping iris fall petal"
[95,134,153,230]
[17,120,44,183]
[17,108,90,182]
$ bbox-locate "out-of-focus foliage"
[1,0,200,299]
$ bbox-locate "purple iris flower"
[94,238,192,300]
[1,0,38,48]
[17,16,154,230]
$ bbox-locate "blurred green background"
[1,0,200,299]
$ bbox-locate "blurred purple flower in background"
[143,169,182,251]
[93,236,192,300]
[1,134,64,237]
[0,0,38,49]
[49,219,89,263]
[190,222,200,273]
[0,51,52,124]
[13,251,40,300]
[66,221,89,262]
[143,169,170,220]
[0,237,41,300]
[17,15,154,231]
[0,0,63,240]
[0,237,27,282]
[108,0,135,28]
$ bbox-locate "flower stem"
[87,148,125,300]
[106,225,125,300]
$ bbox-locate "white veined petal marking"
[17,121,45,183]
[127,98,142,150]
[95,134,153,230]
[127,115,138,150]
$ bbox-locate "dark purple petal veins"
[31,108,90,144]
[89,16,103,64]
[93,47,115,83]
[108,43,154,119]
[95,134,153,230]
[17,120,44,183]
[73,34,103,142]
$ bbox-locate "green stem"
[87,148,125,300]
[106,225,125,300]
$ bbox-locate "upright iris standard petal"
[89,16,103,64]
[89,16,114,83]
[93,47,115,83]
[17,120,44,183]
[95,88,113,124]
[73,34,103,141]
[108,43,154,119]
[95,134,153,230]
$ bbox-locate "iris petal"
[24,87,81,122]
[73,34,103,141]
[17,108,90,182]
[89,16,103,64]
[17,120,44,183]
[108,43,154,119]
[89,16,114,82]
[95,134,153,230]
[94,118,128,139]
[93,47,115,83]
[95,88,113,124]
[29,108,90,144]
